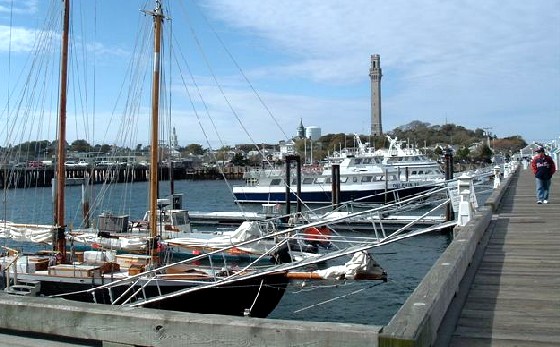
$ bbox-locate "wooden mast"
[149,1,164,262]
[55,0,70,262]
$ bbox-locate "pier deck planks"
[448,168,560,346]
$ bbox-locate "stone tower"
[369,54,382,136]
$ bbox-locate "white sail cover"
[0,221,54,244]
[165,221,262,248]
[315,251,382,280]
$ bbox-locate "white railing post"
[522,159,528,170]
[493,166,501,189]
[457,173,474,226]
[503,162,510,178]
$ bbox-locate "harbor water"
[1,179,454,326]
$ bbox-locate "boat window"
[173,212,188,225]
[361,176,373,182]
[363,158,371,164]
[155,213,171,223]
[303,177,314,184]
[354,158,362,164]
[352,177,358,183]
[340,177,348,183]
[418,170,424,175]
[270,178,282,186]
[425,170,432,175]
[389,175,397,180]
[411,171,417,175]
[315,177,326,184]
[325,177,332,183]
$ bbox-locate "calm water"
[1,179,452,326]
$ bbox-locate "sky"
[0,0,559,149]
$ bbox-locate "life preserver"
[302,226,332,246]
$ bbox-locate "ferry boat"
[233,135,444,204]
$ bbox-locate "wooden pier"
[380,165,559,346]
[0,166,247,188]
[439,167,560,346]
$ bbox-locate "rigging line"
[186,1,290,143]
[169,34,227,151]
[2,0,13,230]
[176,4,263,154]
[247,279,265,316]
[170,41,248,212]
[57,191,451,300]
[178,2,282,175]
[293,281,385,314]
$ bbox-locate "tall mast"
[55,0,70,261]
[149,1,164,260]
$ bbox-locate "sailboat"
[0,0,391,319]
[0,0,291,318]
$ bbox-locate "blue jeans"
[536,178,551,201]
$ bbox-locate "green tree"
[182,144,205,155]
[99,144,112,153]
[455,146,471,162]
[70,139,92,153]
[231,152,247,166]
[473,144,493,163]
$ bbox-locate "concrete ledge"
[0,294,382,346]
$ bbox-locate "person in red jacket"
[531,146,556,204]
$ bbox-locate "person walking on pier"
[531,146,556,204]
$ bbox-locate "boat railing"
[1,247,21,288]
[46,171,494,306]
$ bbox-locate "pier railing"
[378,163,517,346]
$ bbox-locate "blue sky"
[0,0,559,149]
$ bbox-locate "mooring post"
[444,148,454,221]
[295,155,302,214]
[331,164,340,209]
[284,154,302,217]
[493,165,501,189]
[457,173,474,226]
[284,158,291,216]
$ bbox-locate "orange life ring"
[302,226,332,245]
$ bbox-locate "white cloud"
[0,0,37,15]
[197,0,560,141]
[0,25,37,52]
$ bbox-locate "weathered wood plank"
[448,168,560,346]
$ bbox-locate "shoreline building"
[305,126,321,141]
[369,54,383,137]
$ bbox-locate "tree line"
[1,121,527,165]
